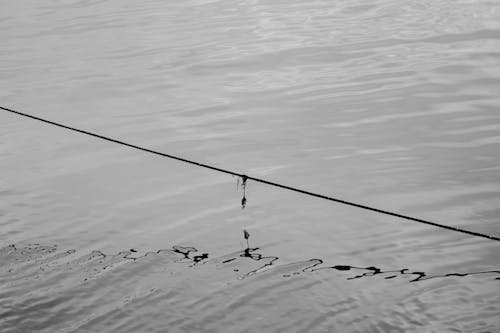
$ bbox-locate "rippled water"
[1,1,500,332]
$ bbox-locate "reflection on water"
[1,239,499,332]
[303,260,500,283]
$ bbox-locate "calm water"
[1,0,500,332]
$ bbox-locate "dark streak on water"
[1,241,499,287]
[2,243,499,293]
[1,239,500,332]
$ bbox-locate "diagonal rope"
[2,105,499,242]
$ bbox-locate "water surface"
[1,0,500,332]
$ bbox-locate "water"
[1,0,500,332]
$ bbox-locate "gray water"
[1,1,500,332]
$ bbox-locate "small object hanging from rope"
[241,175,247,209]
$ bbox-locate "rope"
[2,105,499,243]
